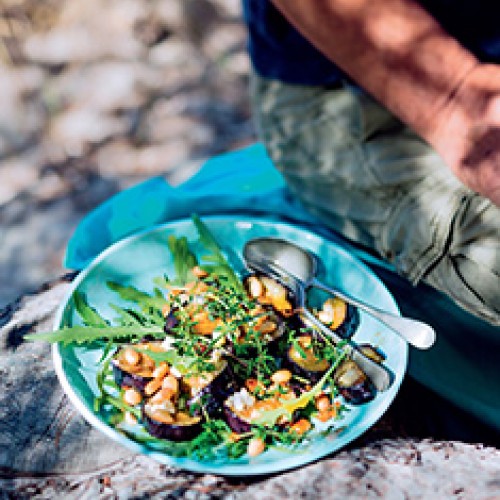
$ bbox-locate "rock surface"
[0,0,254,308]
[2,277,500,499]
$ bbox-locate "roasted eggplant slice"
[185,360,236,417]
[334,359,375,405]
[139,360,234,441]
[223,405,252,434]
[358,344,386,364]
[112,345,157,393]
[223,388,285,433]
[334,302,360,339]
[142,404,203,441]
[316,297,360,339]
[285,335,330,383]
[334,304,360,339]
[163,309,179,334]
[223,382,301,434]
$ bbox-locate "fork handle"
[311,278,436,350]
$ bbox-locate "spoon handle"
[300,308,393,392]
[311,278,436,350]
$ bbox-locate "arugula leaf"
[251,351,347,427]
[97,340,116,363]
[102,393,141,419]
[135,347,210,376]
[94,358,113,412]
[192,214,243,292]
[24,325,164,345]
[107,282,166,311]
[109,304,145,326]
[73,291,108,327]
[122,430,191,457]
[192,214,222,255]
[187,419,235,459]
[167,235,198,285]
[135,347,196,371]
[152,275,170,288]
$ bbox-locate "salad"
[28,215,386,461]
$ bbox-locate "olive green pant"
[251,74,500,326]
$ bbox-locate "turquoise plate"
[52,216,408,476]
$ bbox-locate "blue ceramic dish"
[52,216,408,476]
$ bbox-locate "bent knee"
[422,196,500,325]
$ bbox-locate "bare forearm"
[270,0,477,148]
[271,0,500,205]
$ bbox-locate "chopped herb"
[24,325,164,345]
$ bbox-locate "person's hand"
[429,64,500,206]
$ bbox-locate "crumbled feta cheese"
[227,388,255,412]
[192,294,205,305]
[178,293,189,305]
[161,336,176,351]
[146,399,175,414]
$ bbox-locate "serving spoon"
[244,253,393,391]
[243,237,436,350]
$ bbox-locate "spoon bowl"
[244,237,318,283]
[243,237,436,350]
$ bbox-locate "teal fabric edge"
[65,143,319,270]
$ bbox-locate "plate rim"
[52,214,408,476]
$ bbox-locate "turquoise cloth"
[65,143,336,270]
[64,142,500,441]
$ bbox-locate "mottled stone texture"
[0,0,254,309]
[1,278,500,499]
